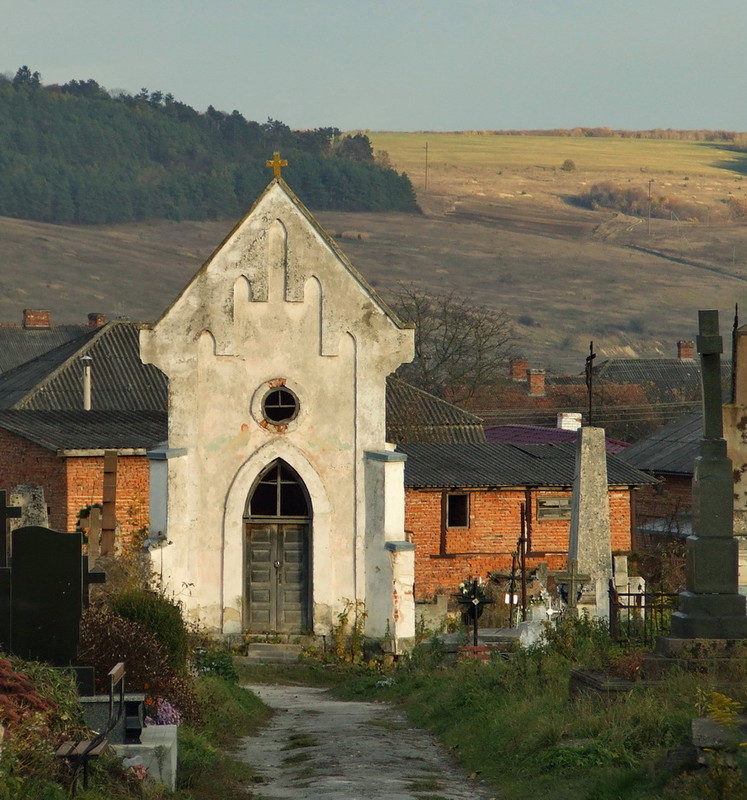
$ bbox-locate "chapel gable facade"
[140,178,415,644]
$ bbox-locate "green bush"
[108,589,189,672]
[193,648,239,683]
[77,606,201,724]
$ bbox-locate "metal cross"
[585,340,596,427]
[553,558,590,618]
[0,490,22,569]
[266,151,288,179]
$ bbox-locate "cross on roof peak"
[266,151,288,179]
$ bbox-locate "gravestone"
[667,310,747,640]
[9,485,49,531]
[567,426,613,618]
[0,491,21,651]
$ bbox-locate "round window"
[262,387,299,424]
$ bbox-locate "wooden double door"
[245,522,310,633]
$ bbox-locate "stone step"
[240,644,304,665]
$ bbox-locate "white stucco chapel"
[141,175,417,649]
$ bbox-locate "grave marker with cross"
[551,559,590,618]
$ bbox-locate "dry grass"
[3,133,747,373]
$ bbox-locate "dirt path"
[235,684,496,800]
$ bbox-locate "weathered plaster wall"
[141,182,413,633]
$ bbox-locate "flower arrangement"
[457,577,491,604]
[144,697,183,726]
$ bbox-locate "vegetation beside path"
[237,620,747,800]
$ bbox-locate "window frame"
[446,492,470,529]
[536,495,572,521]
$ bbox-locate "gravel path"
[235,684,496,800]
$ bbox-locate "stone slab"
[112,723,178,791]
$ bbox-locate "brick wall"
[64,455,150,537]
[0,429,67,529]
[0,429,150,538]
[406,486,634,599]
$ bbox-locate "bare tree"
[389,284,514,406]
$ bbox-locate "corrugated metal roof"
[592,358,730,401]
[0,322,168,411]
[0,325,90,373]
[618,409,701,476]
[0,409,167,451]
[399,442,656,488]
[386,376,486,444]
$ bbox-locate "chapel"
[140,173,418,649]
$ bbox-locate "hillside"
[0,69,417,223]
[3,133,747,372]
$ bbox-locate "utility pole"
[424,141,428,191]
[647,179,654,237]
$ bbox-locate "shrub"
[77,606,201,724]
[193,647,239,683]
[577,181,706,221]
[0,657,88,798]
[560,159,576,172]
[108,588,189,672]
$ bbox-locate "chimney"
[509,356,528,381]
[88,312,106,329]
[22,309,51,329]
[557,412,582,431]
[527,369,546,397]
[81,356,93,411]
[677,340,694,360]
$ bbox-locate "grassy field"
[369,131,747,183]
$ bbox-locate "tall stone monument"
[567,426,612,618]
[668,310,747,639]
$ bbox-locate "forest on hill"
[0,66,419,224]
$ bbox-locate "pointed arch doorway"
[244,460,311,633]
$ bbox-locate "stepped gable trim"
[144,177,413,334]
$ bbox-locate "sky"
[2,0,745,132]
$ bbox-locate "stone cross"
[553,558,590,618]
[0,491,22,569]
[668,309,747,640]
[266,151,288,179]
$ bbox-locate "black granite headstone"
[11,526,83,665]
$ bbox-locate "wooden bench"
[56,662,126,794]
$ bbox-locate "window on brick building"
[537,495,572,520]
[446,493,469,527]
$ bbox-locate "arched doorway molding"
[222,440,331,633]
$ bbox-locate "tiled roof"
[485,424,629,455]
[617,409,701,476]
[0,322,168,411]
[385,377,486,444]
[0,410,167,451]
[398,442,656,489]
[0,325,89,373]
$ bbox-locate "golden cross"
[266,151,288,179]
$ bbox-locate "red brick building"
[0,410,166,537]
[399,442,655,599]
